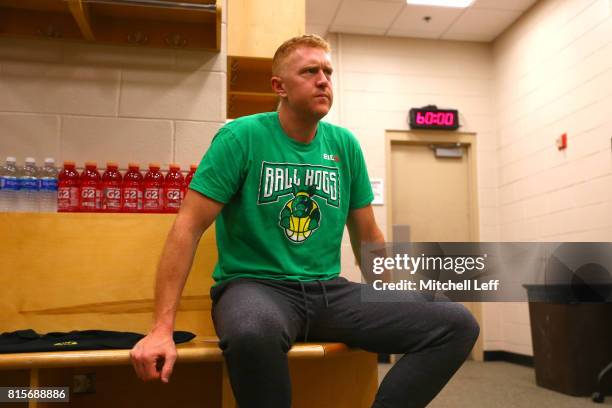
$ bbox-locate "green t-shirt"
[189,112,373,284]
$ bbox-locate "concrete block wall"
[485,0,612,356]
[0,1,227,173]
[494,0,612,243]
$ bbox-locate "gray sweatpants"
[211,277,479,408]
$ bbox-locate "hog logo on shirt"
[258,162,340,243]
[279,185,321,242]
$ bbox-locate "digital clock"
[409,106,459,130]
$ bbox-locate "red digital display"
[409,106,459,130]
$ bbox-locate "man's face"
[274,46,334,120]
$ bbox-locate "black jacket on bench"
[0,329,195,353]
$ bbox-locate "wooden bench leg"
[221,363,237,408]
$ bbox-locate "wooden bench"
[0,213,378,408]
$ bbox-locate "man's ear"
[271,76,287,98]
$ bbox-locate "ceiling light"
[406,0,474,7]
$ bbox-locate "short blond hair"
[272,34,331,76]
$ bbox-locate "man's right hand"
[130,330,177,383]
[129,191,223,383]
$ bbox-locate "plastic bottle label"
[19,179,39,191]
[80,187,100,209]
[123,188,142,210]
[102,187,121,210]
[40,178,58,192]
[165,188,183,209]
[144,188,164,210]
[104,187,121,199]
[58,187,79,210]
[2,177,20,191]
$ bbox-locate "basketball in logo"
[279,185,321,243]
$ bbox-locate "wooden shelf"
[0,1,83,42]
[0,0,221,51]
[228,91,278,119]
[227,0,305,59]
[227,56,278,119]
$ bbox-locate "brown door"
[389,134,482,360]
[390,142,472,242]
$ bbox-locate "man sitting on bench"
[130,34,479,408]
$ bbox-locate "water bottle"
[79,162,102,212]
[101,162,122,213]
[0,157,18,212]
[143,163,164,213]
[122,163,143,213]
[58,161,80,212]
[185,163,197,186]
[39,158,59,213]
[17,157,39,212]
[164,164,185,213]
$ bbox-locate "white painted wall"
[0,4,227,173]
[494,0,612,242]
[486,0,612,356]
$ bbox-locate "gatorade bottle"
[79,162,101,212]
[143,163,164,213]
[185,163,197,186]
[164,164,185,213]
[101,162,122,213]
[122,163,143,213]
[57,161,80,212]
